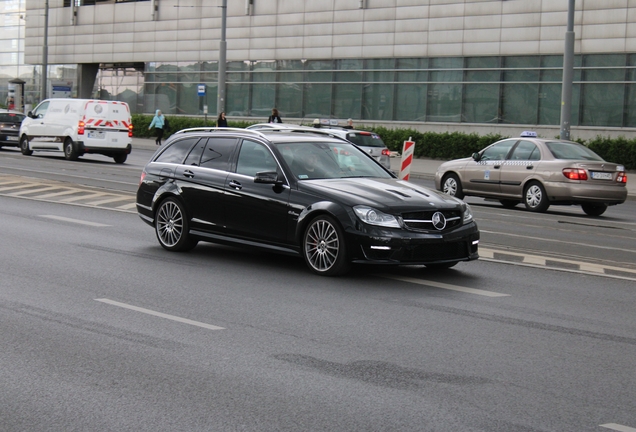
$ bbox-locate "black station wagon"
[136,128,479,276]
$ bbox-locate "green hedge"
[131,115,636,170]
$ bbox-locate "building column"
[77,63,99,99]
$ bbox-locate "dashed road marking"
[600,424,636,432]
[378,275,510,297]
[95,298,225,330]
[40,215,111,227]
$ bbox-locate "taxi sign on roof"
[520,131,537,137]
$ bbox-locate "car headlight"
[353,206,400,228]
[463,203,473,224]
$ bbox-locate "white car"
[19,98,133,164]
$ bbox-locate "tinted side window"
[509,140,540,161]
[481,140,517,161]
[199,138,238,170]
[236,140,277,177]
[154,137,199,164]
[346,132,386,148]
[183,138,207,166]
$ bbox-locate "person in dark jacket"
[217,112,228,127]
[268,108,282,123]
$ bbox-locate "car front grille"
[403,241,466,262]
[401,210,462,232]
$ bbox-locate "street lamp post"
[217,0,227,115]
[41,0,49,102]
[559,0,575,140]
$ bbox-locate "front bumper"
[348,221,479,265]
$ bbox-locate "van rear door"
[82,101,132,150]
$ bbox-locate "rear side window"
[545,141,604,161]
[154,137,199,164]
[199,138,238,170]
[346,132,386,148]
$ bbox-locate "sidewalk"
[132,137,635,199]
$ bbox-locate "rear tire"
[524,182,550,213]
[20,135,32,156]
[155,197,198,252]
[63,138,79,161]
[442,173,464,199]
[581,203,608,216]
[113,153,127,164]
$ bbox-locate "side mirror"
[254,171,281,184]
[472,152,481,162]
[27,111,34,118]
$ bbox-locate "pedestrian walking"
[148,109,165,145]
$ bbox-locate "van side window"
[199,138,237,170]
[155,137,198,164]
[33,101,50,118]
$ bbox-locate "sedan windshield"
[276,141,393,180]
[545,141,604,161]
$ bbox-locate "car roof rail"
[173,127,267,139]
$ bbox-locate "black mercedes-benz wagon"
[136,127,479,276]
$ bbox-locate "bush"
[131,116,636,170]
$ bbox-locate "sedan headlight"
[463,203,473,224]
[353,206,401,228]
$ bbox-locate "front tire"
[63,138,79,161]
[20,135,32,156]
[303,215,350,276]
[442,173,464,199]
[155,197,198,252]
[524,181,550,213]
[581,203,608,216]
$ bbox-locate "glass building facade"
[93,53,636,128]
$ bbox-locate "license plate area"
[591,171,613,180]
[6,136,18,141]
[87,130,105,139]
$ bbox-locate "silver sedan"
[435,132,628,216]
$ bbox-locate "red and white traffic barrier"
[398,138,415,180]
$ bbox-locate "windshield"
[276,141,393,180]
[545,141,604,161]
[0,113,25,123]
[346,132,386,148]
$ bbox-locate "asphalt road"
[1,196,635,431]
[1,145,636,431]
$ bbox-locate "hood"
[299,178,464,212]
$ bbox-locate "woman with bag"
[148,109,165,145]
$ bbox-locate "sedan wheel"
[581,203,608,216]
[303,215,349,276]
[442,173,464,199]
[499,199,519,209]
[155,198,198,251]
[524,182,550,213]
[20,136,33,156]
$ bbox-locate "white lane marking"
[378,274,510,297]
[481,230,636,255]
[37,188,83,199]
[0,183,40,192]
[60,192,109,202]
[117,202,138,210]
[39,215,111,227]
[85,195,132,206]
[600,424,636,432]
[95,298,225,330]
[9,185,61,196]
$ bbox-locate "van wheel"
[113,153,127,164]
[20,136,32,156]
[63,138,79,161]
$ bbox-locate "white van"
[19,98,133,164]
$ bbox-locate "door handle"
[526,165,534,170]
[493,165,501,169]
[229,180,242,190]
[183,170,194,178]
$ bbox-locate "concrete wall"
[24,0,636,66]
